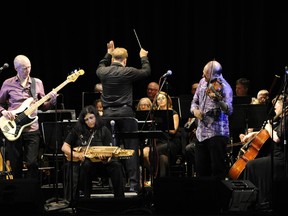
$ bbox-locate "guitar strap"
[30,77,37,99]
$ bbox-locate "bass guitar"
[0,69,85,141]
[227,129,270,180]
[65,146,135,162]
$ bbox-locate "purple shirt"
[191,75,233,142]
[0,76,54,132]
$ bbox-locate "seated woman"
[155,91,181,177]
[239,95,287,208]
[61,105,125,202]
[136,97,153,185]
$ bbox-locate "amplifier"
[221,180,257,212]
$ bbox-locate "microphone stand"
[139,76,168,188]
[265,68,288,209]
[44,97,69,212]
[284,68,288,177]
[163,78,171,177]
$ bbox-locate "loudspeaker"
[153,177,224,214]
[0,179,43,213]
[221,180,257,212]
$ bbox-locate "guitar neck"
[24,79,70,116]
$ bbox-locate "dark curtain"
[0,0,287,115]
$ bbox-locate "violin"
[206,78,223,101]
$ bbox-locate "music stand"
[229,104,268,158]
[101,117,140,194]
[116,130,168,198]
[41,121,77,211]
[233,96,252,105]
[135,110,175,131]
[229,104,268,132]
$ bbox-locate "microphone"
[110,120,115,128]
[161,70,172,78]
[0,63,9,71]
[110,120,116,146]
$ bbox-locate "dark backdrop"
[0,0,287,116]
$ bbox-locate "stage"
[0,177,284,216]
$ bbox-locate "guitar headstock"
[67,69,85,82]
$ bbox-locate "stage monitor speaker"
[221,180,257,212]
[153,177,224,214]
[0,179,43,213]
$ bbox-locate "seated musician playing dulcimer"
[61,105,126,201]
[239,94,287,209]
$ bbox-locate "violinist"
[240,95,287,209]
[191,60,233,180]
[61,105,125,201]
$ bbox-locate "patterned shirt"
[191,75,233,142]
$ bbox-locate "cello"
[228,75,282,180]
[227,128,270,180]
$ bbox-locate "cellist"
[240,94,287,209]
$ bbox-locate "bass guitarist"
[0,55,57,179]
[240,94,287,208]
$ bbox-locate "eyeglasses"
[147,88,158,91]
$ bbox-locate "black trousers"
[195,136,228,180]
[64,159,125,201]
[6,130,40,179]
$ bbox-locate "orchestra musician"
[61,105,125,201]
[240,94,288,209]
[0,55,57,180]
[191,60,233,180]
[155,91,182,177]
